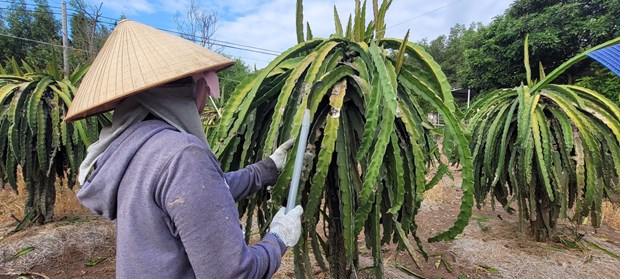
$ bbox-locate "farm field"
[1,167,618,279]
[1,0,620,278]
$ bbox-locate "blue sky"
[54,0,513,68]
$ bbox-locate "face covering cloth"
[77,83,206,185]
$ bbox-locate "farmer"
[65,20,303,278]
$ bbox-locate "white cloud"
[211,0,270,17]
[157,0,190,15]
[94,0,192,16]
[213,0,511,69]
[383,0,511,40]
[213,0,298,67]
[95,0,157,15]
[94,0,512,68]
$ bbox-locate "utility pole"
[62,0,69,78]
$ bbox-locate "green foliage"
[417,23,483,89]
[0,0,113,74]
[68,0,113,69]
[464,0,620,90]
[211,1,473,276]
[201,57,252,129]
[84,257,108,267]
[218,57,252,100]
[296,0,304,44]
[576,64,620,105]
[422,0,620,92]
[0,0,61,69]
[6,246,35,262]
[467,36,620,241]
[0,59,106,225]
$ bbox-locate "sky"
[69,0,512,69]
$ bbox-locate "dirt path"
[413,174,620,279]
[0,218,115,279]
[1,175,619,278]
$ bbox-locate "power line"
[171,33,279,56]
[210,38,281,55]
[207,42,278,56]
[0,26,277,64]
[232,56,271,63]
[0,31,96,53]
[0,2,282,56]
[3,0,468,56]
[0,0,60,9]
[62,5,282,54]
[0,0,93,17]
[387,0,467,30]
[152,26,279,56]
[173,34,281,55]
[44,1,281,54]
[0,5,65,16]
[0,4,119,26]
[362,0,467,41]
[0,31,251,84]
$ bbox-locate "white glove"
[269,205,303,247]
[269,138,295,171]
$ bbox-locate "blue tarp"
[588,44,620,77]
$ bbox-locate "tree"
[202,57,252,130]
[174,0,219,50]
[0,0,61,69]
[27,0,61,67]
[172,0,251,129]
[418,23,483,89]
[0,59,106,226]
[418,35,446,64]
[69,0,112,68]
[461,0,620,92]
[0,0,30,61]
[218,57,252,100]
[576,64,620,105]
[211,0,474,277]
[467,36,620,241]
[0,0,34,63]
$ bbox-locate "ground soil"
[1,168,619,279]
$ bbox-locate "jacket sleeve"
[158,144,286,279]
[224,158,279,202]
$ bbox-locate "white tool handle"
[286,109,311,213]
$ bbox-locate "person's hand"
[269,138,295,171]
[268,205,303,247]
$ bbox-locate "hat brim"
[65,62,234,122]
[65,20,236,122]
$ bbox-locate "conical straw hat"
[65,19,235,122]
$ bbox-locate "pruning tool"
[285,109,311,213]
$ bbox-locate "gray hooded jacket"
[77,119,286,278]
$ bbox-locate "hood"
[78,84,206,186]
[76,120,175,219]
